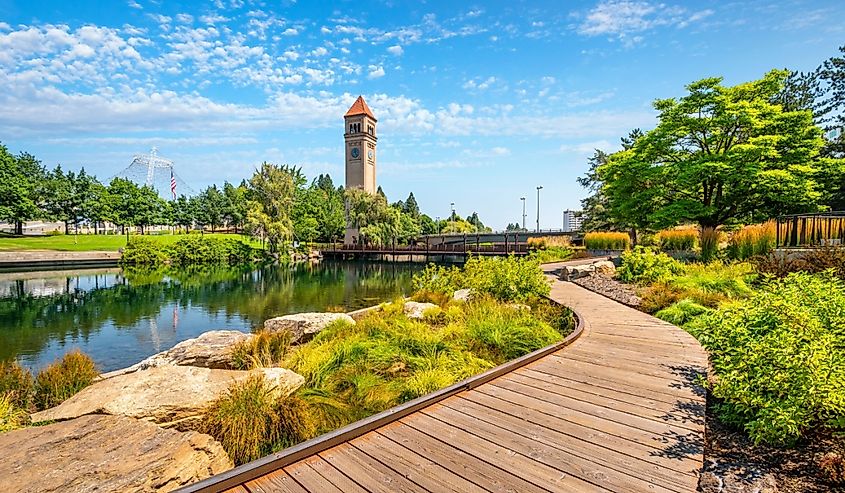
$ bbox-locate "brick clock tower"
[344,95,377,244]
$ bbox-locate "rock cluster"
[0,414,232,493]
[698,459,778,493]
[264,312,355,344]
[403,301,439,318]
[558,259,616,281]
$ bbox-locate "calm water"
[0,261,422,372]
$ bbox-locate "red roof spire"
[344,95,376,121]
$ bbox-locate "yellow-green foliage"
[0,361,34,411]
[639,261,755,313]
[529,246,575,264]
[657,227,698,251]
[34,351,98,411]
[527,236,571,248]
[699,227,721,262]
[0,392,29,433]
[727,221,776,260]
[412,255,550,302]
[231,330,292,370]
[200,375,318,465]
[654,299,712,327]
[584,231,630,250]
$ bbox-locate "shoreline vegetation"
[0,255,574,470]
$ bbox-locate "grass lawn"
[0,233,261,252]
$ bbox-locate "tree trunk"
[629,227,638,246]
[14,221,22,236]
[65,221,70,235]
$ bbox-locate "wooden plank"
[223,487,249,493]
[283,459,346,493]
[246,469,309,493]
[351,431,487,493]
[508,372,703,431]
[377,421,550,493]
[318,444,427,493]
[301,456,368,492]
[481,380,702,456]
[407,409,607,492]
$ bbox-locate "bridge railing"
[319,243,530,254]
[776,212,845,248]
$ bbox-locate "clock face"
[351,147,359,158]
[367,149,374,160]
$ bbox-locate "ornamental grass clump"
[699,227,721,263]
[0,360,34,412]
[34,350,99,411]
[654,299,712,327]
[584,231,630,250]
[230,330,292,370]
[657,227,698,251]
[0,392,29,433]
[688,271,845,445]
[726,221,776,260]
[529,246,575,264]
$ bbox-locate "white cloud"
[199,14,229,25]
[281,28,299,36]
[310,46,328,56]
[127,0,142,9]
[387,45,403,56]
[492,146,510,155]
[175,14,194,24]
[367,65,385,79]
[576,0,712,45]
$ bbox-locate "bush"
[584,231,631,250]
[618,246,684,285]
[34,351,99,411]
[657,227,698,251]
[120,237,168,265]
[753,247,845,280]
[411,264,462,295]
[688,272,845,445]
[700,227,721,263]
[530,246,574,264]
[461,255,550,302]
[0,392,29,433]
[231,331,292,370]
[0,361,34,411]
[121,235,259,266]
[654,299,712,327]
[727,221,776,260]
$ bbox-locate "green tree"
[223,181,248,232]
[818,45,845,158]
[403,192,420,217]
[171,195,195,232]
[198,185,227,232]
[245,162,296,253]
[597,71,827,231]
[0,145,46,235]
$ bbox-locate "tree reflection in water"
[0,261,421,372]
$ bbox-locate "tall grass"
[0,361,34,411]
[230,330,292,370]
[700,227,720,262]
[0,392,29,432]
[584,231,630,250]
[727,221,776,260]
[657,227,698,251]
[527,236,571,248]
[34,351,99,411]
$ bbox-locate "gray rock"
[403,301,439,319]
[103,330,254,378]
[0,414,232,493]
[592,260,616,277]
[452,289,472,302]
[559,263,595,281]
[264,312,355,344]
[32,366,304,427]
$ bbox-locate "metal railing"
[776,212,845,248]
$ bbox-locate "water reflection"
[0,261,421,372]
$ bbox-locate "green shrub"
[461,255,550,302]
[584,231,631,250]
[618,246,684,285]
[0,392,29,433]
[689,272,845,445]
[411,264,462,294]
[121,237,168,265]
[529,246,574,264]
[657,228,698,251]
[654,299,712,327]
[168,236,257,265]
[0,361,34,411]
[464,299,562,360]
[671,262,755,300]
[231,330,292,370]
[34,351,99,411]
[700,227,720,263]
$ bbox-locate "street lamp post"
[450,202,455,232]
[536,186,543,233]
[520,197,526,231]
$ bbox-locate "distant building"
[562,209,583,232]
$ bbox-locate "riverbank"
[0,250,122,269]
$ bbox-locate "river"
[0,261,423,372]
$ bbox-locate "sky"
[1,0,843,230]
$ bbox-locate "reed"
[657,227,698,251]
[584,231,631,250]
[699,227,721,262]
[727,221,776,260]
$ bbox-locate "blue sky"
[1,0,843,229]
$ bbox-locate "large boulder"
[559,263,595,281]
[32,366,304,427]
[592,260,617,277]
[0,414,232,493]
[264,312,355,344]
[452,289,472,302]
[103,330,254,377]
[403,301,438,319]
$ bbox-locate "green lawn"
[0,233,261,252]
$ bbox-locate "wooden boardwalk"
[183,262,707,493]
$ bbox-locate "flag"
[170,169,177,199]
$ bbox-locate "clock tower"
[344,96,377,244]
[344,95,377,194]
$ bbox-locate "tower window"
[368,125,374,135]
